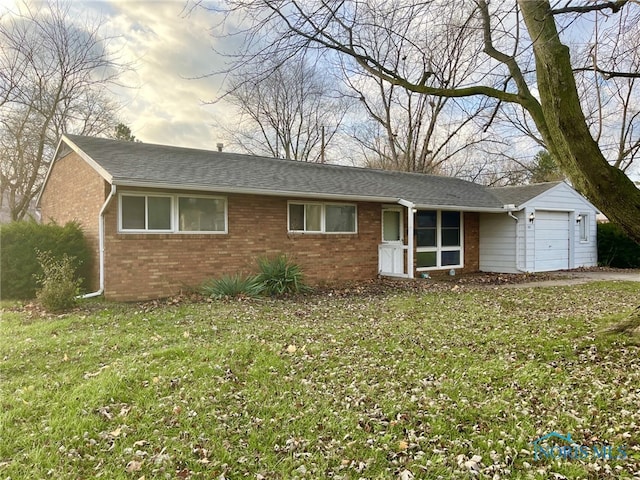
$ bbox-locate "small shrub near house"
[255,254,310,296]
[34,250,82,312]
[200,273,263,299]
[200,254,310,299]
[597,222,640,268]
[0,220,92,299]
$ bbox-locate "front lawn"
[1,282,639,479]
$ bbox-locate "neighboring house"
[37,135,598,301]
[481,182,598,273]
[0,191,40,223]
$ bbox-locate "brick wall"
[463,212,480,273]
[40,156,483,301]
[103,193,482,300]
[38,152,108,290]
[103,192,383,301]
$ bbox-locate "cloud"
[86,0,233,149]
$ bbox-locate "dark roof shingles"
[490,182,562,207]
[64,134,503,210]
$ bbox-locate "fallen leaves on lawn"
[125,459,142,472]
[2,280,639,478]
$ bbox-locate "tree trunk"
[518,0,640,244]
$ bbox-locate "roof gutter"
[79,184,116,299]
[413,203,505,213]
[113,180,397,204]
[112,180,506,212]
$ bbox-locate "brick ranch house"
[37,135,598,301]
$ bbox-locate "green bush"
[35,250,82,312]
[201,255,310,299]
[597,222,640,268]
[0,220,92,299]
[200,273,263,299]
[255,254,310,296]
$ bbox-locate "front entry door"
[379,208,405,276]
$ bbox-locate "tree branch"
[550,0,629,15]
[574,66,640,79]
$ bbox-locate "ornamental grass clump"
[255,254,310,296]
[200,273,263,299]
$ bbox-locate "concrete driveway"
[506,269,640,288]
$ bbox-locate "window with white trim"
[415,210,463,269]
[288,202,357,233]
[119,193,227,233]
[579,213,589,242]
[121,194,173,232]
[178,196,226,232]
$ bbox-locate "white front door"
[379,209,405,276]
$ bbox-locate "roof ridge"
[490,181,564,190]
[64,134,467,182]
[57,134,506,211]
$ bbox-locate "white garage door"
[534,211,569,271]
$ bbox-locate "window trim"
[381,207,404,244]
[578,212,589,243]
[177,194,228,234]
[415,210,464,271]
[288,201,323,233]
[287,201,358,234]
[119,192,174,233]
[119,192,228,234]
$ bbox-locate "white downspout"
[397,199,415,279]
[79,184,116,299]
[506,208,526,273]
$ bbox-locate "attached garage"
[479,182,598,274]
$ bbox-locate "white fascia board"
[112,180,397,204]
[412,203,504,213]
[518,181,599,213]
[36,135,113,207]
[556,182,600,213]
[397,198,415,208]
[62,135,113,183]
[36,136,66,207]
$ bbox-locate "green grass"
[1,282,639,479]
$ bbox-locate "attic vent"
[216,143,224,152]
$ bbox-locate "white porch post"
[398,199,415,279]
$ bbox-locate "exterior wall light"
[529,212,535,223]
[576,214,583,223]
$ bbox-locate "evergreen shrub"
[597,222,640,268]
[0,221,91,299]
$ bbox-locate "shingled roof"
[490,182,563,208]
[50,134,507,211]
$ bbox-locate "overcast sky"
[78,0,234,150]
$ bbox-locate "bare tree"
[207,0,640,242]
[0,1,124,220]
[340,4,497,175]
[574,6,640,174]
[217,55,350,162]
[347,72,499,175]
